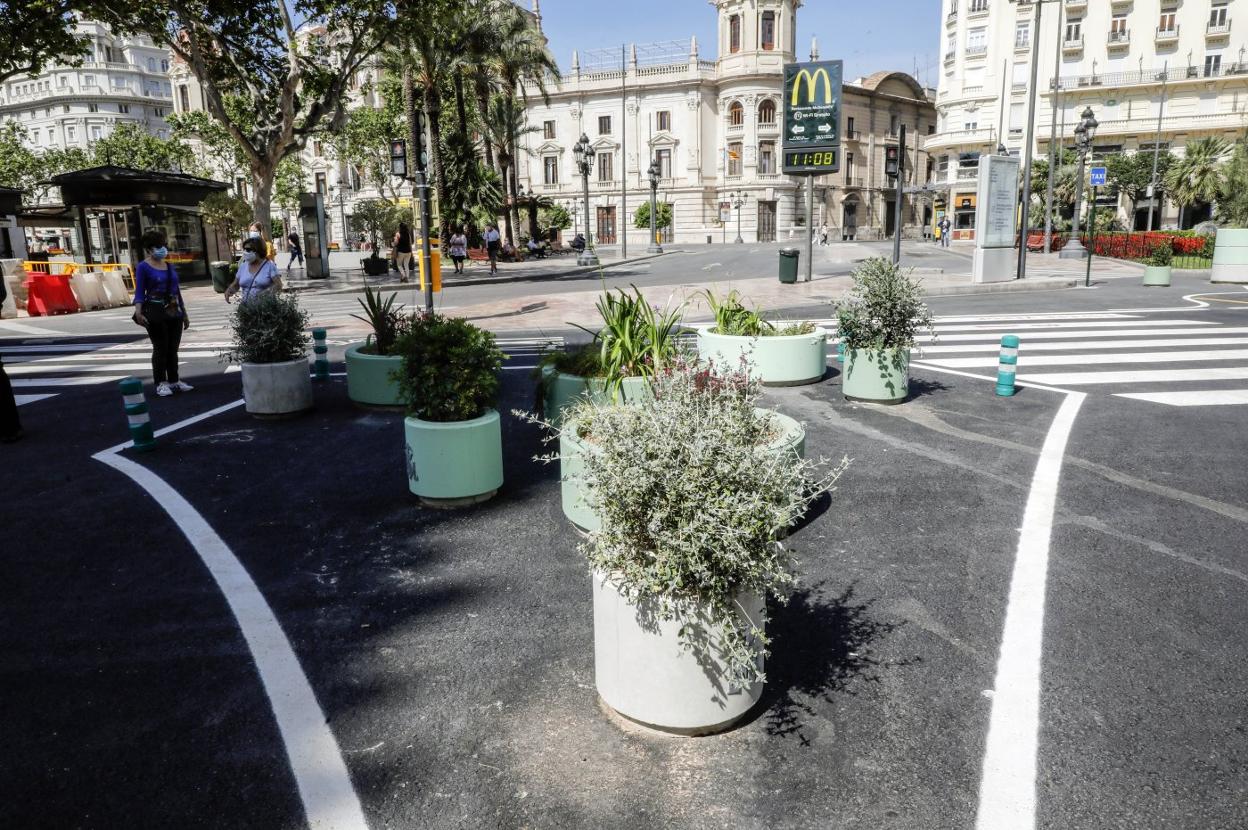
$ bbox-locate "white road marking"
[15,393,56,406]
[93,401,369,830]
[12,376,125,387]
[5,362,174,375]
[1114,389,1248,407]
[1021,367,1248,385]
[933,312,1136,323]
[918,337,1248,354]
[0,320,70,336]
[908,361,1076,395]
[5,351,218,363]
[933,319,1214,333]
[926,349,1248,369]
[976,391,1086,830]
[918,326,1248,343]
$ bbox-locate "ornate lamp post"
[1059,106,1098,259]
[646,158,663,253]
[572,133,599,266]
[332,183,351,248]
[730,189,747,244]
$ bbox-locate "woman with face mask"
[246,221,276,261]
[132,229,192,397]
[224,236,283,304]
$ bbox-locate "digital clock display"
[783,148,839,174]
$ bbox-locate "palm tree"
[483,95,542,242]
[1165,136,1230,228]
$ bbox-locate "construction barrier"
[24,274,81,316]
[97,270,131,307]
[69,271,109,310]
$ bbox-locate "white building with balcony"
[0,21,173,157]
[929,0,1248,238]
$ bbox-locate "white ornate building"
[929,0,1248,238]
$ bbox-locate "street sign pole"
[806,175,814,281]
[893,124,906,266]
[1086,184,1098,288]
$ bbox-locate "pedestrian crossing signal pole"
[886,127,905,265]
[1085,185,1098,288]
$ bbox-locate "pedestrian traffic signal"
[885,146,899,179]
[390,139,407,178]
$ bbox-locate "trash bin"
[210,261,231,294]
[779,248,800,284]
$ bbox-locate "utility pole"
[889,126,906,265]
[402,67,434,312]
[620,44,628,258]
[1146,63,1169,232]
[1043,0,1064,254]
[806,175,815,281]
[1016,0,1044,279]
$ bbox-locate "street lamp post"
[646,158,663,253]
[333,184,351,250]
[573,133,599,266]
[730,190,746,244]
[1059,106,1098,259]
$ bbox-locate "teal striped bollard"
[835,331,845,364]
[996,335,1019,397]
[312,328,329,381]
[119,377,156,451]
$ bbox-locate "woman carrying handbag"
[132,229,192,397]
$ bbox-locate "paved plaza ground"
[4,248,1248,828]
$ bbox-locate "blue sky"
[535,0,941,88]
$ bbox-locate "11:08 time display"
[782,149,839,173]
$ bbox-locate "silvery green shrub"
[835,257,934,352]
[552,359,847,688]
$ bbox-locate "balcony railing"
[1065,0,1087,10]
[956,166,980,181]
[1055,61,1248,90]
[843,177,864,188]
[922,127,997,151]
[1207,19,1231,37]
[966,44,988,57]
[1063,35,1085,52]
[1044,110,1248,139]
[1155,24,1180,43]
[1108,29,1130,47]
[844,129,861,141]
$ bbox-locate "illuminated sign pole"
[783,60,842,282]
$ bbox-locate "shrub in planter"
[393,313,507,505]
[345,285,408,406]
[227,292,313,417]
[697,289,826,386]
[1143,239,1174,287]
[550,360,845,733]
[835,257,934,404]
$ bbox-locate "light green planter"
[1142,265,1172,287]
[404,409,503,507]
[696,325,829,386]
[561,408,805,532]
[843,348,910,404]
[542,370,652,423]
[1211,228,1248,284]
[345,342,404,407]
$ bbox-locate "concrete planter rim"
[696,323,829,342]
[345,341,402,360]
[404,407,499,429]
[241,356,308,368]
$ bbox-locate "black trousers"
[146,316,183,383]
[0,353,20,437]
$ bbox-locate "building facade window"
[656,110,671,131]
[597,151,613,182]
[729,101,744,126]
[178,85,189,112]
[845,151,855,180]
[315,172,327,195]
[729,15,741,53]
[846,115,856,137]
[598,115,611,135]
[1065,20,1082,41]
[1211,3,1229,27]
[1158,10,1176,32]
[90,125,102,141]
[761,11,776,50]
[66,126,75,142]
[758,100,776,124]
[1015,21,1030,49]
[118,104,129,113]
[656,147,671,179]
[88,103,98,113]
[1205,54,1223,76]
[728,142,742,176]
[543,155,559,185]
[759,142,775,174]
[967,27,986,54]
[543,120,555,139]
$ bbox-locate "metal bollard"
[119,376,156,451]
[312,327,329,381]
[996,335,1019,397]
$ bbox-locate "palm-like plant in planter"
[836,258,934,404]
[551,359,846,734]
[393,313,508,506]
[227,292,313,417]
[696,289,827,386]
[344,284,408,406]
[351,199,402,277]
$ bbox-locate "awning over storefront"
[0,186,21,216]
[44,165,227,208]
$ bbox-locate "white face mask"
[242,250,258,263]
[248,231,261,239]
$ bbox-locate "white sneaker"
[172,381,194,392]
[156,382,173,397]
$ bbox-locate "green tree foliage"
[91,122,197,173]
[0,122,44,193]
[350,198,404,254]
[198,192,254,253]
[1217,137,1248,227]
[1165,136,1230,223]
[538,204,571,235]
[332,75,405,200]
[633,201,673,231]
[166,110,249,177]
[1104,149,1175,211]
[273,154,308,216]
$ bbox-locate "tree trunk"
[474,78,495,170]
[424,86,451,245]
[402,66,422,231]
[453,74,469,144]
[251,163,277,232]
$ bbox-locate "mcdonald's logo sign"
[790,67,833,106]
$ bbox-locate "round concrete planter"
[842,347,910,404]
[696,325,829,386]
[542,370,651,424]
[1211,228,1248,284]
[241,358,313,418]
[593,570,764,734]
[404,409,503,507]
[1142,265,1172,287]
[561,408,805,532]
[345,343,404,407]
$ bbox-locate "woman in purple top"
[132,229,192,397]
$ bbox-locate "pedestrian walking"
[938,216,952,248]
[286,231,303,272]
[0,271,22,443]
[485,225,501,275]
[819,222,829,246]
[394,222,413,282]
[247,221,276,261]
[449,227,468,274]
[132,229,192,397]
[225,236,283,303]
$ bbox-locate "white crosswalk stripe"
[910,312,1248,407]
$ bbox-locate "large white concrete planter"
[404,409,503,507]
[593,570,764,734]
[561,408,804,532]
[696,325,829,386]
[1211,228,1248,284]
[1142,265,1172,287]
[241,358,313,418]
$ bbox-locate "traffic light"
[885,145,899,179]
[390,139,407,178]
[412,108,429,173]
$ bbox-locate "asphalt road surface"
[3,273,1246,829]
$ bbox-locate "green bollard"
[312,328,329,381]
[119,377,156,451]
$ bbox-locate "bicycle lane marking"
[93,399,369,830]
